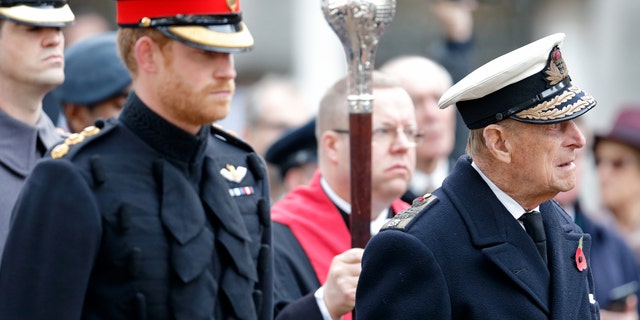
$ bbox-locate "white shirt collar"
[471,161,539,221]
[320,176,391,235]
[320,176,351,213]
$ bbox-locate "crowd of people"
[0,0,638,319]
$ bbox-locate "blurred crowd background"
[66,0,640,213]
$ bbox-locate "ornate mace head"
[321,0,396,113]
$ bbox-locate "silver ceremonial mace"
[321,0,396,249]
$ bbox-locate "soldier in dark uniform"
[0,0,272,319]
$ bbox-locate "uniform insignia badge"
[50,143,69,159]
[227,0,238,12]
[64,132,85,145]
[50,125,103,159]
[228,186,255,197]
[81,125,100,137]
[382,193,437,231]
[220,164,247,183]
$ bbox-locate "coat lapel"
[541,201,592,319]
[443,157,551,312]
[201,156,259,319]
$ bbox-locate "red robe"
[272,170,409,285]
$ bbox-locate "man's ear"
[134,36,160,74]
[483,124,512,163]
[321,131,342,165]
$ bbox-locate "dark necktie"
[519,211,547,264]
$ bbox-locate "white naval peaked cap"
[438,33,596,129]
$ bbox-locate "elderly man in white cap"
[356,33,600,319]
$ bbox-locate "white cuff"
[314,286,340,320]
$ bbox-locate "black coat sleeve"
[272,222,324,320]
[0,159,102,319]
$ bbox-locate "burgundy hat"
[594,106,640,151]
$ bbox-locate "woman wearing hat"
[594,106,640,261]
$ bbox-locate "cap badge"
[220,164,247,183]
[545,47,569,86]
[139,17,152,27]
[226,0,238,12]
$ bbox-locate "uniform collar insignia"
[220,164,247,183]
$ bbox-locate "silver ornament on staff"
[321,0,396,249]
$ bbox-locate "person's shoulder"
[382,193,439,232]
[209,124,255,154]
[47,119,119,161]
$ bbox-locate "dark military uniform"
[0,94,272,319]
[357,33,600,319]
[356,156,599,319]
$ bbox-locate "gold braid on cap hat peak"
[514,46,594,121]
[515,87,595,121]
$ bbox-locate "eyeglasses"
[595,156,638,171]
[332,126,424,147]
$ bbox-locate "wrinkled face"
[402,74,456,164]
[156,40,236,128]
[595,140,640,214]
[553,146,586,207]
[505,120,586,199]
[0,21,65,89]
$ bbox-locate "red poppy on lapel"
[575,236,587,271]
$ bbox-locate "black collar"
[119,92,208,165]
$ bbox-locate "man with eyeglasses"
[271,71,417,319]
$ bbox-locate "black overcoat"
[0,94,273,320]
[356,155,599,319]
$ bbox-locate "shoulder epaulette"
[211,123,254,153]
[49,119,116,159]
[382,193,438,231]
